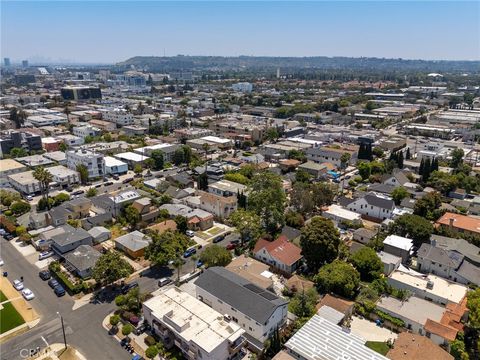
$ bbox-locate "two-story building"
[195,267,288,352]
[253,235,303,275]
[345,192,395,221]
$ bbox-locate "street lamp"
[56,312,67,350]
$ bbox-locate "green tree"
[228,209,263,246]
[248,172,286,233]
[10,147,28,158]
[290,182,315,215]
[224,172,249,185]
[145,230,190,266]
[340,153,351,170]
[413,191,443,220]
[349,247,382,281]
[59,142,68,152]
[288,288,319,318]
[358,161,371,180]
[391,186,408,205]
[174,215,188,234]
[295,169,311,183]
[53,192,70,206]
[109,314,120,327]
[172,148,185,165]
[285,211,305,229]
[300,216,340,271]
[427,171,459,195]
[265,127,279,142]
[92,251,133,286]
[124,205,140,230]
[145,345,159,359]
[86,187,98,198]
[150,150,164,170]
[314,260,360,299]
[10,201,31,215]
[450,148,464,169]
[389,214,433,246]
[133,164,143,175]
[33,167,53,207]
[76,164,89,185]
[288,149,306,162]
[9,107,27,129]
[200,245,233,267]
[122,324,133,336]
[197,172,208,191]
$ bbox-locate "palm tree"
[340,153,351,195]
[173,257,183,284]
[191,255,198,273]
[33,167,53,208]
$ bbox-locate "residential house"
[387,333,453,360]
[226,255,274,291]
[353,228,377,244]
[51,226,93,254]
[285,275,315,293]
[87,226,111,243]
[377,251,402,275]
[297,161,328,179]
[280,226,302,243]
[143,287,246,360]
[253,235,303,275]
[383,235,414,263]
[322,204,362,226]
[208,180,247,198]
[316,294,354,320]
[64,245,101,279]
[195,267,288,351]
[436,212,480,237]
[196,190,237,219]
[132,197,160,224]
[430,235,480,266]
[115,230,151,259]
[345,192,395,221]
[188,209,214,231]
[283,315,388,360]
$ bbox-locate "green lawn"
[0,291,25,334]
[365,341,390,355]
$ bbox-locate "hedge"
[374,309,405,328]
[48,262,83,294]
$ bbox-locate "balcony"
[229,336,246,353]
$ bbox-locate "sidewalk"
[0,276,39,323]
[102,313,148,359]
[29,343,87,360]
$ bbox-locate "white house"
[195,267,288,351]
[346,192,395,221]
[253,235,303,275]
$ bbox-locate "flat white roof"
[377,296,444,325]
[201,135,232,144]
[143,287,244,353]
[114,152,150,162]
[324,204,361,221]
[104,156,127,167]
[383,235,413,251]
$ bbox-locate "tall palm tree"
[33,167,53,208]
[173,257,183,284]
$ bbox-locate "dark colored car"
[133,322,150,335]
[104,181,114,186]
[48,279,59,289]
[226,243,237,250]
[183,248,197,258]
[213,235,225,243]
[39,270,51,280]
[112,174,120,180]
[5,234,14,241]
[54,285,66,297]
[122,177,134,184]
[121,282,138,294]
[71,190,85,196]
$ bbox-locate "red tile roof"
[254,235,303,266]
[424,319,458,342]
[436,212,480,234]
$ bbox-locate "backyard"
[365,341,390,356]
[0,291,25,334]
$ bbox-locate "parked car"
[5,233,14,241]
[112,174,120,180]
[39,270,51,280]
[226,243,237,250]
[121,282,138,294]
[104,181,114,186]
[186,230,195,237]
[48,279,60,289]
[39,251,54,260]
[183,248,197,258]
[213,235,225,243]
[0,258,4,266]
[158,278,172,287]
[22,288,35,300]
[54,285,66,297]
[26,195,34,201]
[196,260,204,268]
[0,229,6,236]
[133,322,150,336]
[122,177,134,184]
[71,190,85,196]
[13,279,24,290]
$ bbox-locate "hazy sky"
[1,1,479,64]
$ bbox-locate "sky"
[1,1,479,64]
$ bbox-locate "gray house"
[51,227,93,254]
[64,245,101,278]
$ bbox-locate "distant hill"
[117,55,480,73]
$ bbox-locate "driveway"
[350,316,398,343]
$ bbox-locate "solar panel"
[243,283,263,293]
[260,292,278,301]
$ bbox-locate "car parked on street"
[39,270,51,280]
[22,288,35,300]
[39,251,54,260]
[183,248,197,258]
[48,279,59,289]
[186,230,195,237]
[54,285,66,297]
[121,282,138,294]
[13,279,24,290]
[226,242,237,250]
[158,278,172,287]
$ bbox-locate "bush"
[144,335,157,347]
[145,345,159,359]
[354,176,363,183]
[375,309,405,328]
[115,295,127,307]
[129,315,140,326]
[10,201,31,215]
[110,315,120,326]
[121,323,133,336]
[121,311,135,322]
[4,210,12,216]
[48,262,82,294]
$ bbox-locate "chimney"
[449,217,455,229]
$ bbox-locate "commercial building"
[7,170,41,194]
[46,165,80,187]
[0,130,42,157]
[66,149,105,179]
[104,156,128,175]
[143,287,246,360]
[73,124,102,139]
[232,82,253,93]
[61,86,102,101]
[0,159,27,186]
[195,267,288,351]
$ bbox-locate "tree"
[315,260,360,299]
[465,288,480,360]
[150,149,164,170]
[145,345,159,359]
[349,247,382,281]
[228,209,263,246]
[358,161,371,180]
[10,147,28,158]
[300,216,340,271]
[59,142,68,152]
[133,164,143,175]
[422,158,432,182]
[86,187,98,198]
[391,186,408,205]
[405,148,411,160]
[76,164,89,185]
[109,314,120,327]
[427,171,458,195]
[340,153,351,170]
[172,148,185,166]
[450,148,464,169]
[389,214,433,246]
[53,193,70,207]
[288,288,319,319]
[311,182,336,208]
[295,169,311,183]
[122,324,133,336]
[174,215,188,234]
[247,172,286,233]
[197,172,208,191]
[33,167,53,208]
[9,107,27,129]
[145,230,190,266]
[265,127,279,142]
[224,172,249,185]
[10,201,31,215]
[200,245,233,267]
[285,211,305,229]
[413,191,443,220]
[124,205,140,230]
[92,251,133,286]
[288,149,306,162]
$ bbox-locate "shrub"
[129,316,140,326]
[144,335,157,347]
[4,210,12,216]
[121,323,133,336]
[121,311,135,322]
[10,201,31,215]
[145,345,159,359]
[110,315,120,326]
[115,295,127,307]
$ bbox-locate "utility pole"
[57,312,67,350]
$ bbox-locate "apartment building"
[195,267,288,351]
[66,149,105,179]
[0,159,26,187]
[134,143,180,163]
[208,121,265,143]
[0,130,42,157]
[73,124,102,139]
[306,145,358,168]
[7,170,41,194]
[101,108,134,126]
[143,287,246,360]
[208,180,247,198]
[45,165,80,187]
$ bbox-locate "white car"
[0,258,4,266]
[13,279,24,290]
[26,195,34,201]
[22,288,35,300]
[186,230,195,237]
[39,251,54,260]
